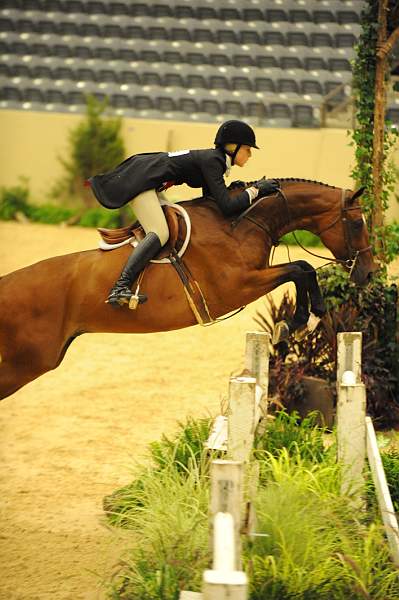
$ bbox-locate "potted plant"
[255,266,399,429]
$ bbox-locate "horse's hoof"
[307,313,321,333]
[272,321,290,345]
[294,313,321,342]
[294,325,308,342]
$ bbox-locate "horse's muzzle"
[350,252,379,286]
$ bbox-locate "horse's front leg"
[286,260,327,344]
[293,260,326,318]
[244,263,312,344]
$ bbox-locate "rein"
[232,186,371,275]
[231,194,279,244]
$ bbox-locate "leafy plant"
[0,181,129,227]
[255,265,399,428]
[77,206,121,228]
[254,410,328,464]
[248,453,399,600]
[384,221,399,262]
[103,417,213,527]
[26,203,75,224]
[109,460,209,599]
[381,449,399,512]
[0,179,31,220]
[52,95,125,206]
[350,0,399,262]
[106,417,399,600]
[280,230,322,248]
[148,417,213,476]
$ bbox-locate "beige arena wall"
[0,108,398,221]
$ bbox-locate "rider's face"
[234,145,252,167]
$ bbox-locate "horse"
[0,179,377,400]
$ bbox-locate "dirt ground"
[0,222,396,600]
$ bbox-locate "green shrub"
[0,180,128,228]
[254,410,328,464]
[0,180,30,220]
[53,95,125,206]
[26,203,75,224]
[106,417,399,600]
[280,229,322,248]
[381,448,399,512]
[248,450,399,600]
[255,266,399,428]
[385,221,399,262]
[103,417,213,527]
[77,207,121,228]
[108,459,209,599]
[149,416,213,475]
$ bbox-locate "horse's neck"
[274,184,338,238]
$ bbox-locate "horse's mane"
[179,178,340,209]
[274,178,339,189]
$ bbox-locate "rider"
[88,119,279,308]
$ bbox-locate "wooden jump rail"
[337,332,399,567]
[182,330,399,598]
[181,331,271,599]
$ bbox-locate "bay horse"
[0,179,377,400]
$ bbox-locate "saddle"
[97,204,214,325]
[97,204,182,258]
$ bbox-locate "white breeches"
[130,189,170,246]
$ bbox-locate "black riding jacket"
[93,147,251,216]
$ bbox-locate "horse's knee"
[290,264,309,283]
[294,260,315,274]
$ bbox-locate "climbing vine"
[350,0,398,261]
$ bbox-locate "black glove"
[228,180,246,191]
[254,179,280,197]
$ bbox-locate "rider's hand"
[254,179,280,197]
[228,180,246,191]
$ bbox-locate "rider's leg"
[107,190,169,306]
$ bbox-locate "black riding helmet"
[214,120,259,165]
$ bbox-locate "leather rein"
[232,186,372,275]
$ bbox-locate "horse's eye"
[352,219,363,231]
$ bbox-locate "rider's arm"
[200,156,257,216]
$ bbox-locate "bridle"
[232,186,372,276]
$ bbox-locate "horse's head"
[318,187,379,285]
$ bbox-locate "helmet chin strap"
[225,144,241,166]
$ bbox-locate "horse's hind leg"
[0,361,34,400]
[0,333,68,400]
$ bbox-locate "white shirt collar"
[225,154,232,177]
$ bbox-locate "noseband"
[232,187,372,274]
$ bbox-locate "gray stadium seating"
[0,0,374,127]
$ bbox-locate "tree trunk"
[372,0,388,259]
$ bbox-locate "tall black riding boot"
[107,232,162,307]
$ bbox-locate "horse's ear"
[349,187,366,204]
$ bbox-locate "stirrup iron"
[128,280,146,310]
